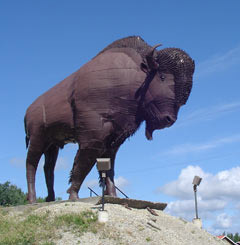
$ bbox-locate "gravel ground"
[32,201,226,245]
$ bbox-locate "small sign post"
[192,175,202,219]
[192,175,202,228]
[96,158,111,211]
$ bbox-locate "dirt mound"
[0,200,225,245]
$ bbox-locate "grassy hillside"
[0,205,98,245]
[0,201,226,245]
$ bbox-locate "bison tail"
[24,115,30,149]
[25,136,30,149]
[69,170,73,184]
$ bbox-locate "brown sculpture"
[24,36,195,203]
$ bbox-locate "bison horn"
[151,44,162,53]
[146,44,162,70]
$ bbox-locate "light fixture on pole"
[96,158,111,211]
[192,175,202,220]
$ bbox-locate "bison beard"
[144,101,176,140]
[24,36,195,203]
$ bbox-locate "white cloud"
[158,165,240,201]
[166,199,226,221]
[165,200,194,220]
[162,134,240,155]
[158,165,209,199]
[202,167,240,200]
[114,176,129,189]
[213,213,232,230]
[208,212,235,235]
[157,165,240,233]
[195,45,240,78]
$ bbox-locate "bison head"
[137,45,195,140]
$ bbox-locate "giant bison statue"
[24,36,195,203]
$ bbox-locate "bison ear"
[146,57,159,70]
[140,63,149,73]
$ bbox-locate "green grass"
[0,210,98,245]
[146,237,152,242]
[55,211,98,234]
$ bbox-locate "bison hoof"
[28,199,37,204]
[27,194,37,204]
[68,192,79,201]
[46,196,55,202]
[104,190,117,197]
[110,192,117,197]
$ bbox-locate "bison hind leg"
[44,144,59,202]
[26,138,44,204]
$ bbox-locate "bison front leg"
[67,147,101,201]
[105,177,117,197]
[100,148,119,197]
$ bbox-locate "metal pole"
[88,187,99,197]
[101,172,106,211]
[193,185,198,219]
[115,185,129,198]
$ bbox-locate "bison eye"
[160,74,165,81]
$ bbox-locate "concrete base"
[192,218,202,229]
[98,210,109,223]
[96,196,167,210]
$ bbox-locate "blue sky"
[1,1,240,235]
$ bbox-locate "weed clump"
[0,210,97,245]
